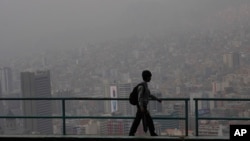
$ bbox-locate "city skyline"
[0,0,250,137]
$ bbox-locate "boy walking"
[129,70,162,136]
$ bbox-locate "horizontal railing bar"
[0,97,190,135]
[193,98,250,101]
[0,97,190,101]
[0,116,62,119]
[0,116,186,120]
[198,117,250,120]
[64,116,186,120]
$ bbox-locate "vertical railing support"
[195,100,199,136]
[185,100,189,136]
[62,99,66,135]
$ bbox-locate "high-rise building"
[0,67,13,130]
[0,81,3,131]
[173,103,185,130]
[103,81,111,114]
[223,52,240,69]
[103,81,137,115]
[53,89,73,115]
[21,70,53,134]
[117,82,136,115]
[103,82,119,114]
[0,67,13,95]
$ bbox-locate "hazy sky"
[0,0,246,62]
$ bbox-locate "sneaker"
[129,133,135,136]
[151,133,158,136]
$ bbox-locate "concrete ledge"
[0,135,229,141]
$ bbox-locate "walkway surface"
[0,135,229,141]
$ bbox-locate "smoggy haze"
[0,0,247,62]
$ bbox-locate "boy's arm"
[138,85,145,112]
[149,94,162,103]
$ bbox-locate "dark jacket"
[138,82,159,108]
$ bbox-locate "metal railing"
[194,98,250,136]
[0,97,189,136]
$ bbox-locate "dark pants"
[129,105,156,135]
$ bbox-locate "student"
[129,70,162,136]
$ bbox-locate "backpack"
[129,83,145,105]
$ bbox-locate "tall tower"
[117,82,136,116]
[173,103,185,130]
[104,81,137,115]
[103,82,119,114]
[0,67,13,95]
[0,78,3,131]
[21,70,53,134]
[223,52,240,69]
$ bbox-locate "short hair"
[142,70,152,79]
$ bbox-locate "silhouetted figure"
[129,70,162,136]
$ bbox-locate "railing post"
[62,99,66,135]
[195,99,199,136]
[185,100,189,136]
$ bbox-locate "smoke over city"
[1,0,250,136]
[0,0,247,60]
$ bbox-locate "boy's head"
[142,70,152,82]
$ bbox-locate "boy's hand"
[157,99,162,103]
